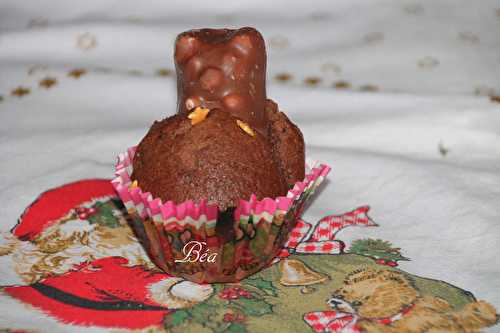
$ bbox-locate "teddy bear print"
[327,269,498,333]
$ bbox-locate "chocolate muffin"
[132,27,304,211]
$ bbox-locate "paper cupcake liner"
[112,146,330,283]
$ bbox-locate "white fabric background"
[1,1,499,331]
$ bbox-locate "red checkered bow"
[279,206,377,258]
[304,311,360,333]
[272,219,312,264]
[303,303,416,332]
[310,206,377,242]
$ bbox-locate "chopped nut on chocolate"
[188,107,210,125]
[236,119,255,137]
[130,180,139,189]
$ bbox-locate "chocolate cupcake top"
[132,109,288,211]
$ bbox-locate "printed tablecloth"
[1,1,499,332]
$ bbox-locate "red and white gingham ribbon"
[285,220,312,249]
[303,304,415,332]
[295,241,344,254]
[271,220,312,264]
[304,311,359,333]
[310,206,377,242]
[280,206,377,257]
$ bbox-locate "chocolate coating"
[175,27,268,135]
[132,110,288,211]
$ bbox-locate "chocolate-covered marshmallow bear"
[175,27,267,135]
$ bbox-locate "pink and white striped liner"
[111,146,331,231]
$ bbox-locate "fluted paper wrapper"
[112,146,330,283]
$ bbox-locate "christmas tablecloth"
[1,1,500,332]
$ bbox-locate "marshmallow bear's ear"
[230,28,264,57]
[175,34,201,64]
[230,34,253,57]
